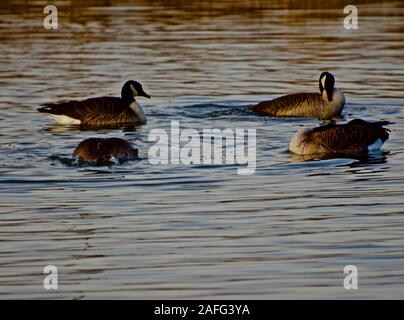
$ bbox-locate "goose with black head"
[251,72,345,119]
[38,80,151,126]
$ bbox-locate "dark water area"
[0,0,403,298]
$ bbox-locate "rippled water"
[0,0,403,299]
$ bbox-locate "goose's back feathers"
[251,93,323,118]
[290,119,391,156]
[72,138,138,162]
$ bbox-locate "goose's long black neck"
[121,95,135,105]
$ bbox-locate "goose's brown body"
[289,119,391,156]
[73,138,138,162]
[39,97,143,126]
[251,90,345,120]
[251,93,323,118]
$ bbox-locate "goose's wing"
[311,119,390,154]
[38,100,82,119]
[106,138,138,160]
[38,97,126,121]
[251,93,320,117]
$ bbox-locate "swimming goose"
[289,119,391,156]
[72,138,138,163]
[251,72,345,119]
[38,80,150,126]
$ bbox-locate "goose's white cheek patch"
[321,75,326,90]
[49,114,81,125]
[130,84,139,96]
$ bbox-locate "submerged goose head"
[121,80,151,103]
[73,137,139,163]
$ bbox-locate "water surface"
[0,0,403,299]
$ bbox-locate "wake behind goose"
[251,72,345,119]
[38,80,150,126]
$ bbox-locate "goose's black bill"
[140,90,151,99]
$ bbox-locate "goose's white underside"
[289,130,308,154]
[129,101,146,123]
[368,138,383,151]
[49,114,81,125]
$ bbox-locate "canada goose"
[289,119,391,156]
[72,138,138,163]
[38,80,150,126]
[251,72,345,119]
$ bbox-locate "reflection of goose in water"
[251,72,345,119]
[289,119,391,157]
[38,80,150,126]
[73,138,138,163]
[289,149,388,165]
[44,123,139,134]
